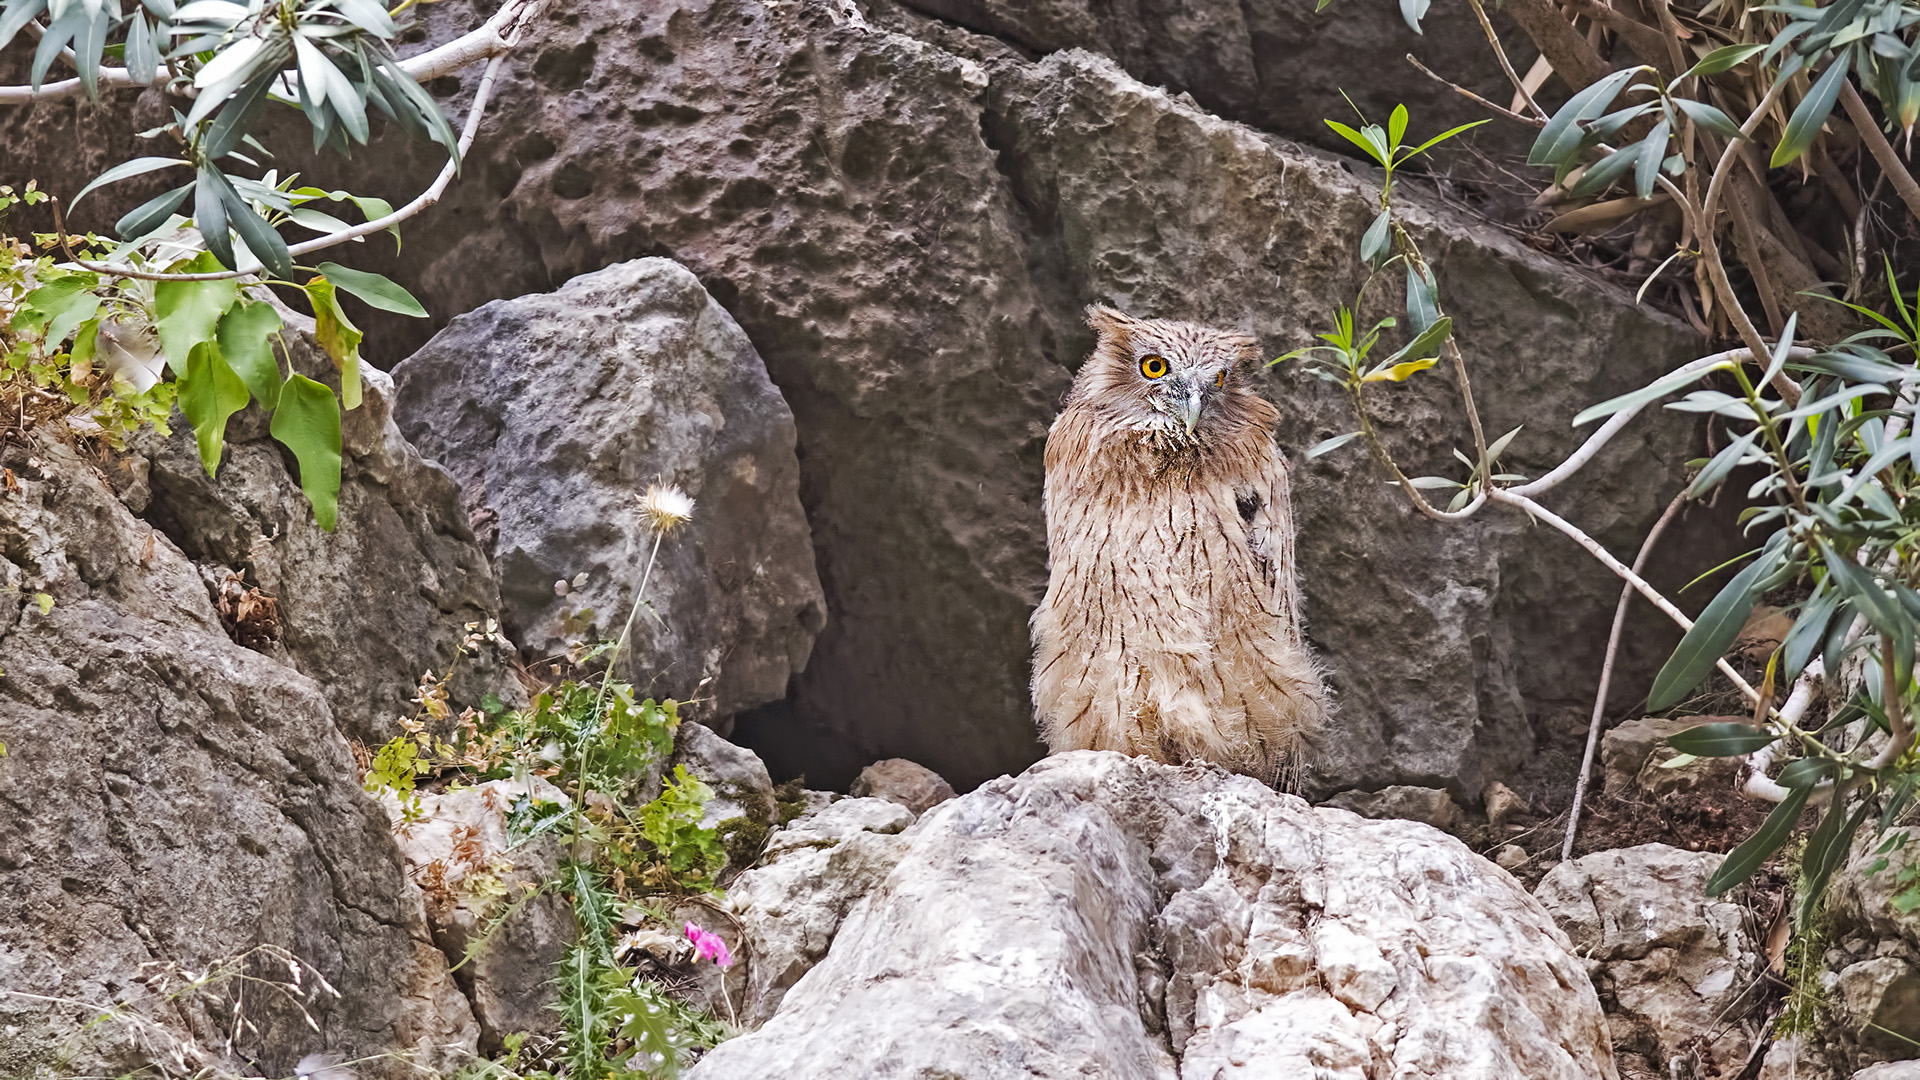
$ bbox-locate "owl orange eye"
[1214,369,1227,388]
[1140,355,1169,379]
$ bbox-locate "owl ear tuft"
[1086,305,1142,344]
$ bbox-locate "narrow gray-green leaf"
[1665,721,1779,756]
[1685,42,1766,77]
[1706,782,1812,895]
[313,261,427,317]
[1773,51,1850,168]
[1307,431,1362,459]
[1647,554,1771,711]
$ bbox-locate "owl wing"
[1240,439,1305,644]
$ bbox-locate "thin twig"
[1561,483,1690,860]
[1468,0,1552,121]
[1404,54,1545,128]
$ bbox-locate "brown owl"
[1030,306,1327,785]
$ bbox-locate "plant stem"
[1838,82,1920,225]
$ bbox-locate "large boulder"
[0,440,477,1078]
[119,304,513,746]
[392,259,825,721]
[1,0,1727,798]
[1533,844,1761,1066]
[692,750,1616,1078]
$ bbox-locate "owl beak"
[1174,384,1204,435]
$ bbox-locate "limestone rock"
[121,304,511,746]
[379,778,572,1053]
[0,440,477,1078]
[724,796,917,1025]
[1831,827,1920,956]
[1602,716,1713,794]
[1834,958,1920,1049]
[1322,784,1464,835]
[849,758,957,814]
[1533,844,1760,1064]
[1854,1060,1920,1078]
[692,751,1615,1078]
[1757,1037,1842,1080]
[393,258,825,724]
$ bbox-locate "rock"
[1602,716,1717,795]
[1834,958,1920,1049]
[1533,844,1760,1064]
[1757,1037,1841,1080]
[379,778,572,1053]
[1484,780,1529,836]
[0,440,476,1078]
[692,751,1615,1078]
[666,719,778,872]
[1494,844,1530,872]
[1634,742,1744,800]
[392,259,826,724]
[1854,1061,1920,1079]
[724,796,917,1025]
[849,758,957,814]
[1831,827,1920,956]
[871,0,1526,167]
[1738,605,1796,664]
[120,303,512,746]
[5,0,1726,800]
[1322,784,1463,834]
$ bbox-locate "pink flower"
[685,921,734,968]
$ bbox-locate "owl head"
[1076,306,1260,441]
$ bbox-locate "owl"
[1030,306,1328,785]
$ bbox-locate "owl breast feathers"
[1029,306,1328,785]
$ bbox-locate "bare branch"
[1404,54,1544,128]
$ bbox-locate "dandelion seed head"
[638,484,695,534]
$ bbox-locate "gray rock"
[1834,958,1920,1049]
[1601,716,1703,794]
[849,758,957,814]
[1854,1061,1920,1079]
[0,440,477,1078]
[120,303,512,746]
[1832,827,1920,957]
[1758,1037,1842,1080]
[1322,784,1464,834]
[693,751,1615,1078]
[393,258,825,724]
[1533,844,1759,1064]
[6,0,1726,799]
[380,778,572,1053]
[724,795,917,1025]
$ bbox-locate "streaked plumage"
[1030,306,1327,784]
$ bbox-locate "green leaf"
[70,156,188,210]
[153,253,239,376]
[1327,119,1390,167]
[1363,357,1436,383]
[1388,104,1409,148]
[1307,431,1362,459]
[303,276,363,410]
[1634,117,1671,199]
[1372,315,1453,375]
[193,166,236,273]
[33,592,53,615]
[115,182,194,242]
[1672,97,1745,140]
[177,339,251,475]
[1823,543,1905,645]
[1707,781,1812,895]
[1648,554,1771,711]
[1775,756,1837,787]
[211,171,293,281]
[217,300,283,409]
[1567,143,1640,199]
[1689,428,1761,497]
[1784,581,1840,679]
[1773,52,1850,167]
[270,373,343,531]
[314,262,427,317]
[1486,424,1522,461]
[1403,119,1492,161]
[1530,67,1641,167]
[1405,263,1438,335]
[1665,721,1780,757]
[1360,208,1392,267]
[1573,361,1733,426]
[1685,43,1767,77]
[1800,797,1873,924]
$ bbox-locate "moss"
[717,814,771,869]
[773,776,809,826]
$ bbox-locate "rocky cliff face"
[0,0,1733,800]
